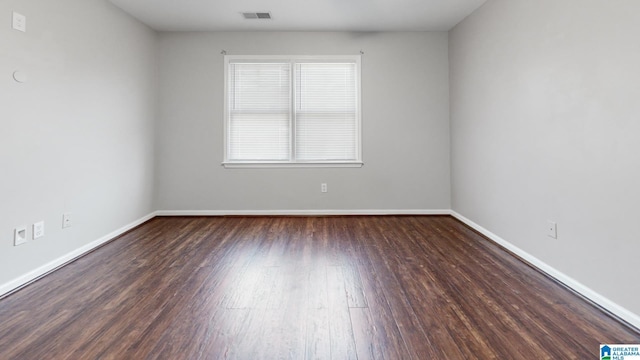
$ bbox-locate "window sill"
[222,161,364,169]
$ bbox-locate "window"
[223,55,362,168]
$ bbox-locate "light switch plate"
[12,12,26,32]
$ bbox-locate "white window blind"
[224,56,361,167]
[227,63,291,161]
[295,63,357,161]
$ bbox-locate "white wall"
[450,0,640,317]
[156,32,451,212]
[0,0,157,289]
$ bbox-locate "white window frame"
[222,55,363,168]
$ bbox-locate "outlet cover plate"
[547,221,557,239]
[12,12,26,32]
[33,221,44,239]
[62,213,72,228]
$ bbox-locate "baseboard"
[0,211,157,299]
[450,210,640,330]
[155,209,453,216]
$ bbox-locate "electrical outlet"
[321,183,328,193]
[62,213,72,228]
[12,12,26,32]
[14,227,27,246]
[33,221,44,239]
[547,221,557,239]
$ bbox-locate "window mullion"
[290,60,297,162]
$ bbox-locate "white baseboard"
[155,209,453,216]
[0,211,157,298]
[450,210,640,330]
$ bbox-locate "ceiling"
[108,0,487,32]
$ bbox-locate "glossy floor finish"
[0,216,638,359]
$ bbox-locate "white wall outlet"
[547,221,557,239]
[33,221,44,239]
[12,12,26,32]
[14,227,27,246]
[321,183,328,193]
[62,213,72,228]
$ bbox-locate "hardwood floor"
[0,216,638,359]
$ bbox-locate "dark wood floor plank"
[343,264,368,308]
[342,218,414,359]
[396,216,579,358]
[326,265,358,360]
[422,216,639,357]
[350,307,386,360]
[0,216,638,360]
[362,217,445,359]
[377,216,533,358]
[308,265,329,310]
[349,218,427,359]
[199,308,252,359]
[271,266,309,360]
[306,308,331,359]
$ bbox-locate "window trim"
[222,55,363,168]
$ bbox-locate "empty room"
[1,0,639,358]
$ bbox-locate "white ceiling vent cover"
[242,12,271,19]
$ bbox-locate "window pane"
[228,63,291,161]
[295,63,357,161]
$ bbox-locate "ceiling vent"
[242,12,271,19]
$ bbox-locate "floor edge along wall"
[1,209,638,331]
[450,211,640,331]
[0,212,157,299]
